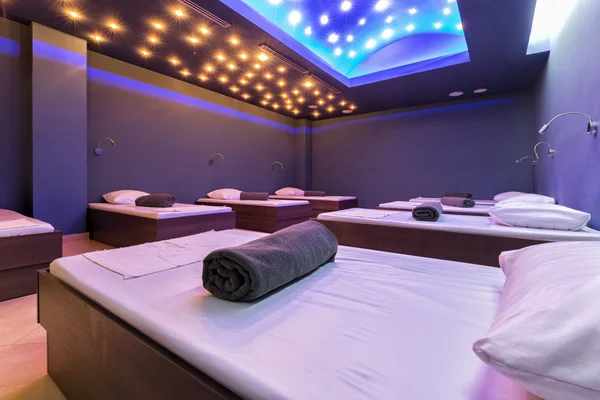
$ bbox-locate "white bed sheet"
[0,209,54,238]
[198,198,309,207]
[410,197,497,206]
[88,203,232,220]
[380,200,492,215]
[319,208,600,242]
[51,230,529,400]
[269,195,357,201]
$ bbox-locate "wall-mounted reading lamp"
[271,161,284,170]
[94,137,116,155]
[534,142,556,159]
[539,112,598,135]
[516,156,537,166]
[209,153,224,165]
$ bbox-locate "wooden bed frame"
[316,219,545,267]
[377,205,489,217]
[37,269,544,400]
[195,201,311,233]
[305,198,358,218]
[88,208,236,248]
[0,230,62,302]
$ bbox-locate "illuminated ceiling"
[221,0,469,86]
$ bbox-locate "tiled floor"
[0,239,112,400]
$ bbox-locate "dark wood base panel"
[310,198,358,218]
[316,220,545,267]
[0,230,62,301]
[195,202,312,233]
[38,270,242,400]
[377,206,489,217]
[88,209,236,248]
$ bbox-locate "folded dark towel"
[412,202,443,222]
[240,192,269,201]
[441,196,476,208]
[304,190,326,197]
[203,220,338,301]
[444,192,473,199]
[135,193,176,208]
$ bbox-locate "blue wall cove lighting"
[221,0,469,86]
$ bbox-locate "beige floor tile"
[0,343,47,386]
[15,326,46,345]
[0,317,39,346]
[0,296,37,321]
[0,296,35,318]
[0,376,65,400]
[63,239,113,257]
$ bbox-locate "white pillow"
[275,187,305,196]
[490,203,590,231]
[493,191,525,202]
[103,190,150,205]
[497,193,555,205]
[207,188,241,200]
[473,242,600,400]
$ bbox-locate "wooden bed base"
[195,201,312,233]
[308,198,358,218]
[37,270,242,400]
[0,230,62,302]
[377,206,489,217]
[88,209,236,248]
[316,219,545,267]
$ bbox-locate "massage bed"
[316,208,600,267]
[88,203,236,247]
[39,229,535,400]
[195,199,312,233]
[0,209,62,301]
[379,200,492,216]
[410,197,497,206]
[269,195,358,217]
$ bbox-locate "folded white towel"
[0,218,41,231]
[330,209,398,220]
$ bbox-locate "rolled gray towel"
[441,196,476,208]
[203,220,338,301]
[304,190,326,197]
[412,202,443,222]
[240,192,269,201]
[444,192,473,199]
[135,193,176,207]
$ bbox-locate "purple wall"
[312,95,535,208]
[87,55,297,205]
[533,0,600,229]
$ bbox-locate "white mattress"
[198,198,309,207]
[0,209,54,238]
[319,208,600,242]
[50,230,529,400]
[410,197,497,206]
[380,200,492,216]
[269,195,357,201]
[88,203,232,220]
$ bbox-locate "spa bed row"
[39,229,535,400]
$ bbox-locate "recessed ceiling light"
[304,26,312,35]
[153,22,164,30]
[408,7,418,15]
[443,7,451,15]
[334,48,342,56]
[67,10,81,19]
[328,33,339,43]
[303,81,313,88]
[365,39,377,49]
[406,24,415,32]
[188,36,199,44]
[268,0,282,4]
[230,37,239,45]
[320,14,329,25]
[342,109,353,114]
[92,34,103,42]
[200,26,210,35]
[449,91,464,97]
[139,49,151,57]
[309,105,318,109]
[181,69,191,77]
[474,88,488,93]
[374,0,390,11]
[456,23,463,31]
[434,22,443,29]
[358,18,366,25]
[174,9,185,18]
[108,22,120,30]
[346,34,354,42]
[169,57,180,65]
[258,53,268,61]
[341,1,352,11]
[381,28,394,39]
[348,50,356,57]
[385,16,394,23]
[288,10,302,25]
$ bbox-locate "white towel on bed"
[330,209,399,219]
[0,218,41,231]
[83,230,254,279]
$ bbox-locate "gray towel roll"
[240,192,269,201]
[203,220,338,301]
[135,193,176,207]
[444,192,473,199]
[412,202,443,222]
[441,196,476,208]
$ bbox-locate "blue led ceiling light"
[221,0,470,87]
